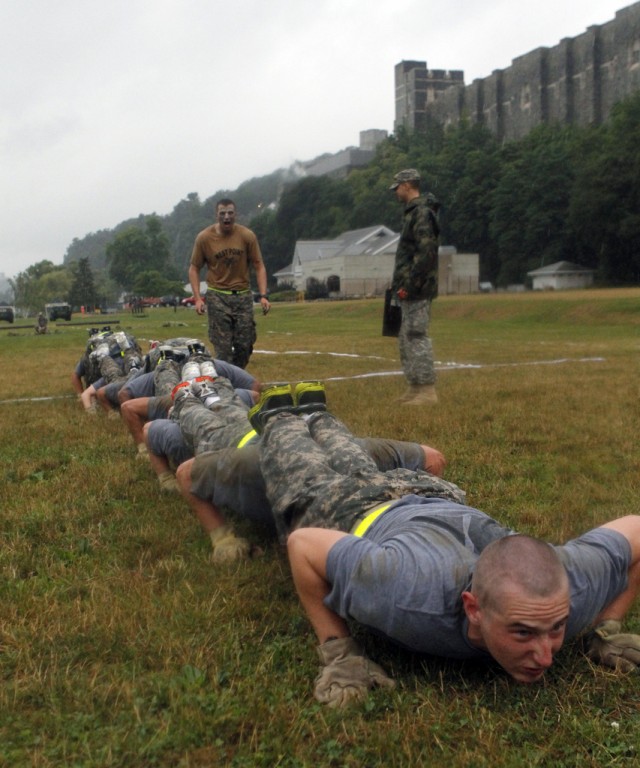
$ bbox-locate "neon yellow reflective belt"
[237,429,258,448]
[352,502,393,537]
[209,287,250,295]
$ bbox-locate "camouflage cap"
[389,168,421,190]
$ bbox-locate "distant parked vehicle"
[140,297,161,308]
[160,295,179,307]
[45,302,72,321]
[0,305,15,323]
[181,296,197,307]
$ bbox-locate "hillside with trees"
[10,92,640,314]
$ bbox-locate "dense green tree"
[145,215,174,273]
[65,229,117,271]
[490,126,578,285]
[106,215,178,290]
[9,260,72,315]
[392,120,445,157]
[93,269,121,309]
[68,257,98,310]
[131,269,184,297]
[163,193,210,278]
[106,226,149,288]
[568,94,640,283]
[348,138,411,230]
[248,208,290,277]
[274,176,354,262]
[431,123,501,281]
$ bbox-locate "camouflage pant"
[99,355,125,385]
[99,349,141,384]
[206,291,256,369]
[173,377,252,455]
[260,411,465,542]
[153,360,182,397]
[398,298,436,386]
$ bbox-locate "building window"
[630,39,640,69]
[327,275,341,293]
[520,85,531,109]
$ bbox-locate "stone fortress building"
[395,2,640,142]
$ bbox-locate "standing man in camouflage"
[390,169,440,405]
[188,198,270,369]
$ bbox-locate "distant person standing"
[389,169,440,405]
[188,198,270,369]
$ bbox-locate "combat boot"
[400,384,438,405]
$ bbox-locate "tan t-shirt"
[190,224,263,291]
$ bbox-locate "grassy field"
[0,289,639,767]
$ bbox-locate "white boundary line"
[0,356,605,404]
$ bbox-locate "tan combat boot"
[400,384,438,405]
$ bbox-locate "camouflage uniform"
[145,337,193,373]
[206,291,256,369]
[150,339,207,398]
[260,411,465,543]
[153,359,182,397]
[83,332,141,386]
[171,376,252,455]
[392,195,440,387]
[99,348,142,383]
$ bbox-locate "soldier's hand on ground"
[585,619,640,672]
[314,637,395,707]
[209,525,250,563]
[158,470,179,493]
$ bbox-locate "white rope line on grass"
[0,356,606,404]
[323,356,606,382]
[254,349,390,360]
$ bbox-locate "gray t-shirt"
[189,438,428,538]
[325,497,630,659]
[122,371,155,399]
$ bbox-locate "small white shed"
[527,261,595,291]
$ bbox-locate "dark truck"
[0,305,15,323]
[45,302,72,321]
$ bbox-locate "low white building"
[274,227,479,297]
[527,261,595,291]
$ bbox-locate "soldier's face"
[395,182,410,202]
[217,205,236,233]
[465,586,569,683]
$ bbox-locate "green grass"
[0,290,639,766]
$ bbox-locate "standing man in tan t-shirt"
[188,198,270,369]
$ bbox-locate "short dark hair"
[216,198,236,210]
[472,535,568,613]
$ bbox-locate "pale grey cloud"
[0,0,626,278]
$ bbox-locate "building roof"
[527,260,595,276]
[275,225,399,278]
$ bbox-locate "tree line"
[10,92,640,313]
[251,92,640,288]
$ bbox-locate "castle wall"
[396,2,640,142]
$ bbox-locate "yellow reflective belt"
[237,429,258,448]
[352,502,393,537]
[210,287,250,295]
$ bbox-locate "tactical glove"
[585,619,640,672]
[136,443,149,461]
[209,525,250,563]
[158,470,179,493]
[314,637,395,707]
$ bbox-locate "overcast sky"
[0,0,628,280]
